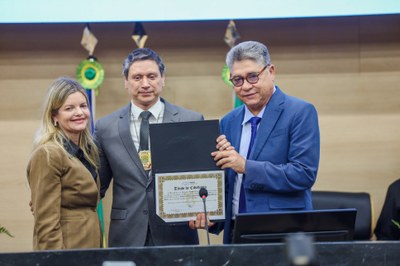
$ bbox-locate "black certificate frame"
[149,119,221,174]
[149,119,225,223]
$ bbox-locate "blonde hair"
[33,76,99,169]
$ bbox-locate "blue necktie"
[238,116,262,213]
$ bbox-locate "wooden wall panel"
[1,14,400,251]
[279,73,400,114]
[316,114,400,223]
[0,121,37,251]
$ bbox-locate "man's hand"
[212,135,246,174]
[215,135,235,151]
[188,213,215,230]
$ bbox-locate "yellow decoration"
[76,58,104,90]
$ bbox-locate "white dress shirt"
[130,99,165,152]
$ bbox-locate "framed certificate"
[155,170,225,223]
[150,120,226,223]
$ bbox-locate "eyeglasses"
[230,65,269,87]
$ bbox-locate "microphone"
[285,233,319,266]
[199,187,210,245]
[199,187,208,198]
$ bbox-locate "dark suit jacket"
[95,98,203,247]
[374,179,400,240]
[215,86,320,244]
[27,143,101,250]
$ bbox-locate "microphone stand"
[201,196,211,245]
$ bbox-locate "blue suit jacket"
[218,86,320,244]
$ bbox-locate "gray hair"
[226,41,271,70]
[122,48,166,79]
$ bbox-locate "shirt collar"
[131,98,163,120]
[63,138,83,158]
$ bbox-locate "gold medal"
[139,150,152,171]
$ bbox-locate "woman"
[27,77,101,250]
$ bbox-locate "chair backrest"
[312,191,373,240]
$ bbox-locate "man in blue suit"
[191,41,320,244]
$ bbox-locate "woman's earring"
[54,121,58,127]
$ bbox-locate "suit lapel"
[251,87,285,159]
[162,98,181,123]
[118,104,148,184]
[230,107,245,151]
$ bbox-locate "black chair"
[312,191,373,240]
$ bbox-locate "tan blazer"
[27,142,101,250]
